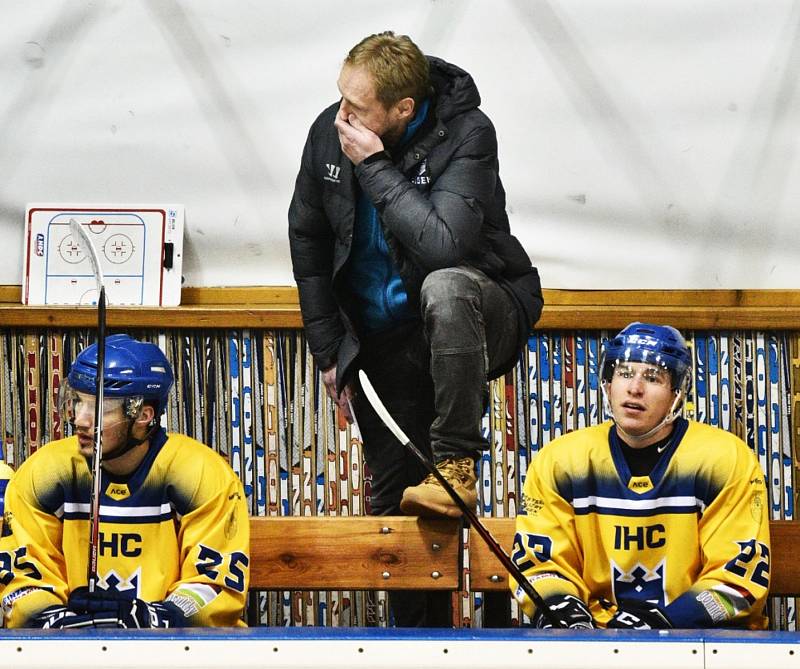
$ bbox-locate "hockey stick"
[69,219,106,594]
[357,370,565,628]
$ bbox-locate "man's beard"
[381,119,408,149]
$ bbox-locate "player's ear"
[135,404,156,426]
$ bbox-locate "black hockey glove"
[607,599,673,630]
[532,594,596,629]
[67,587,186,628]
[116,599,185,628]
[27,605,106,629]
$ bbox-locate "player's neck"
[102,440,149,477]
[617,420,674,449]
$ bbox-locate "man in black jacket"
[288,31,543,625]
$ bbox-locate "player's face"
[337,64,409,144]
[71,391,131,458]
[607,362,677,445]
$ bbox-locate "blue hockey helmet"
[67,334,174,417]
[600,322,692,391]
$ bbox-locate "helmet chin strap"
[101,419,160,462]
[615,408,677,447]
[603,385,686,447]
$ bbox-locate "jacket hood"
[428,56,481,122]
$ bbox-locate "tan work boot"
[400,457,478,518]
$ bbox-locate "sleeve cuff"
[6,588,62,628]
[664,590,716,628]
[511,572,581,618]
[361,150,390,166]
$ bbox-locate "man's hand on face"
[334,109,385,165]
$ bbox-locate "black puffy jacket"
[289,57,543,389]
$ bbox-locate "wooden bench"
[249,516,462,591]
[250,516,800,597]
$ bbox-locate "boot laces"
[423,458,474,486]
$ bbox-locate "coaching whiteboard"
[0,1,798,289]
[23,205,184,306]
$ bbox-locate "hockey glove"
[67,587,187,628]
[116,598,185,628]
[607,599,673,630]
[27,605,115,629]
[532,594,596,629]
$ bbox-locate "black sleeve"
[288,123,344,370]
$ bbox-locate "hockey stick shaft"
[87,288,105,593]
[69,219,106,593]
[346,397,361,436]
[357,370,565,628]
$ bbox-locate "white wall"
[2,0,798,289]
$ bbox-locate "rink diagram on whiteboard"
[24,206,184,306]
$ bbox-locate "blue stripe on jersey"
[572,501,702,517]
[61,501,174,524]
[572,491,705,515]
[566,473,718,515]
[62,510,174,524]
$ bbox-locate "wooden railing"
[2,286,799,329]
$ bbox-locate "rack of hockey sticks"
[1,329,797,628]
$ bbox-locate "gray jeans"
[354,266,522,516]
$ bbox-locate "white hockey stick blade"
[69,218,105,298]
[358,370,410,445]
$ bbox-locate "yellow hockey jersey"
[512,419,770,629]
[0,429,249,628]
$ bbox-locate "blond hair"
[345,31,431,109]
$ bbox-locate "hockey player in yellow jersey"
[511,323,770,629]
[0,335,249,628]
